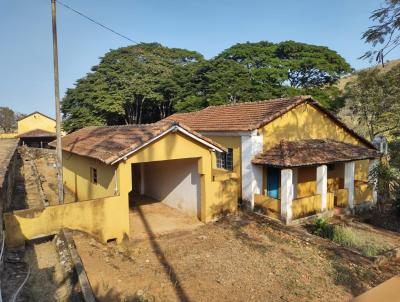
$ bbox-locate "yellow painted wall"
[355,160,369,181]
[336,189,349,207]
[62,151,117,202]
[254,194,280,215]
[17,113,56,135]
[261,103,367,150]
[292,194,321,219]
[355,181,373,204]
[0,133,18,138]
[4,194,130,247]
[327,163,345,192]
[296,166,317,198]
[204,135,242,198]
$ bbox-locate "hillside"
[337,59,400,91]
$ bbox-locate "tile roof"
[165,96,309,132]
[51,121,226,164]
[164,95,375,148]
[252,139,381,168]
[18,129,56,138]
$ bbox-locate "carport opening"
[130,158,201,220]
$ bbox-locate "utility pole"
[51,0,64,204]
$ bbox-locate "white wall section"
[316,165,328,211]
[142,158,200,217]
[241,130,263,209]
[281,169,293,224]
[344,161,355,209]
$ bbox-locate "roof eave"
[109,124,226,165]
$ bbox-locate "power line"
[56,0,140,44]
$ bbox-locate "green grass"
[311,218,393,257]
[332,226,391,257]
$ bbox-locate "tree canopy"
[62,41,352,132]
[216,41,352,89]
[0,107,16,132]
[62,43,203,131]
[361,0,400,65]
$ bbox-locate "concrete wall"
[206,135,242,197]
[17,113,56,135]
[142,158,200,218]
[62,151,117,202]
[4,194,129,247]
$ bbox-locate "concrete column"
[140,163,145,195]
[368,159,379,204]
[292,168,298,199]
[344,161,355,209]
[316,165,328,211]
[281,169,293,224]
[241,130,263,210]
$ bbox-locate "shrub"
[312,218,333,239]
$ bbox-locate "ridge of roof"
[205,95,311,109]
[18,111,56,122]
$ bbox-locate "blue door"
[267,167,280,199]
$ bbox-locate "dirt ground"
[74,212,400,302]
[129,196,203,240]
[2,239,81,302]
[21,240,72,301]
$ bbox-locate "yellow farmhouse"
[0,111,56,147]
[7,96,380,246]
[166,95,381,223]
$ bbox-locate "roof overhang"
[252,139,381,168]
[110,124,226,165]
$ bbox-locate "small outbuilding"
[48,121,239,242]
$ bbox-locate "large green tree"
[62,43,203,132]
[0,107,16,132]
[176,41,351,110]
[216,41,352,88]
[63,41,352,130]
[175,41,351,111]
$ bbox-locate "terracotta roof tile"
[165,96,308,132]
[165,95,375,149]
[252,139,381,168]
[51,121,226,164]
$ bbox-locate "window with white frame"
[216,148,233,171]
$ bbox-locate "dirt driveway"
[73,212,399,302]
[129,196,203,240]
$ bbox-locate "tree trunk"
[138,97,146,124]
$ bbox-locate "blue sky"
[1,0,399,117]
